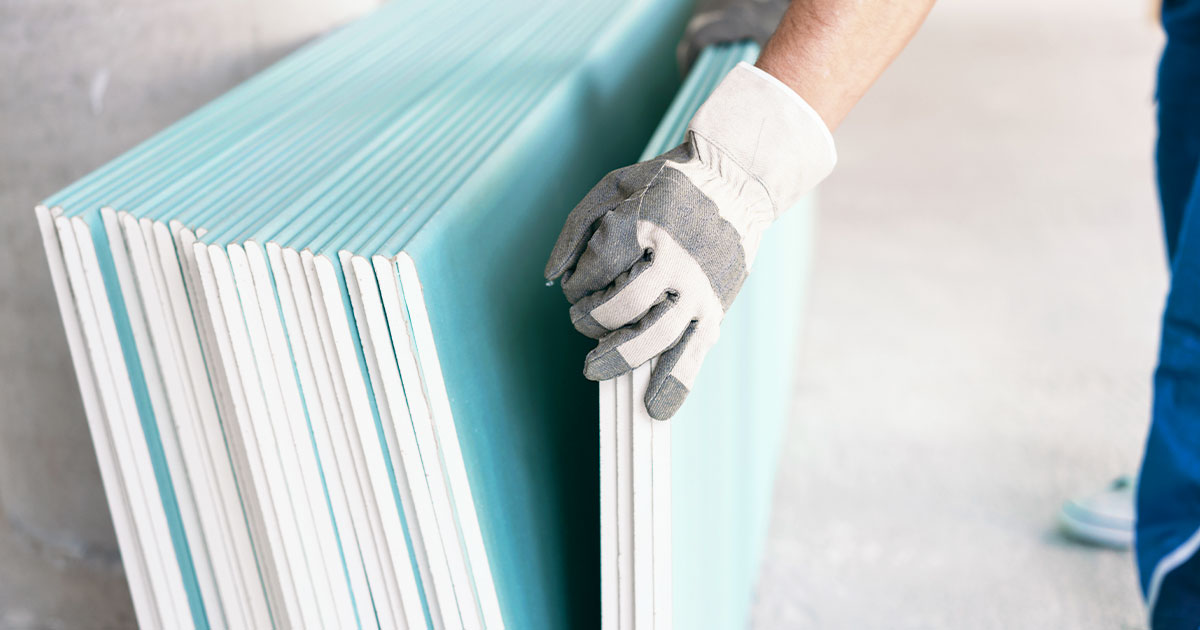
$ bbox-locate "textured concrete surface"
[0,0,379,558]
[752,0,1164,628]
[0,515,133,630]
[0,1,377,627]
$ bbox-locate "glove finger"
[568,256,670,339]
[559,201,646,304]
[545,160,663,281]
[644,318,720,420]
[544,181,620,282]
[583,298,692,381]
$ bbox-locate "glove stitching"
[635,160,671,224]
[686,128,780,218]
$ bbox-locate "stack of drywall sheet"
[601,41,815,630]
[36,0,690,627]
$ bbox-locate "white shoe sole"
[1058,510,1134,549]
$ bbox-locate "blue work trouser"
[1137,7,1200,626]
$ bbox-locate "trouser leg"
[1136,34,1200,629]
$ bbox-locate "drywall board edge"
[152,220,272,629]
[36,206,161,630]
[347,254,468,630]
[341,253,455,630]
[113,212,230,629]
[299,249,404,630]
[649,373,672,630]
[362,254,489,629]
[239,242,358,628]
[267,243,374,630]
[54,215,175,625]
[208,243,327,629]
[104,209,223,628]
[190,240,300,628]
[279,246,394,630]
[308,253,427,630]
[630,365,653,630]
[392,254,501,630]
[202,242,308,625]
[137,216,248,630]
[598,377,617,630]
[615,374,634,630]
[236,242,354,628]
[176,226,284,629]
[59,214,196,629]
[372,254,490,628]
[614,363,670,630]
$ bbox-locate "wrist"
[686,62,837,215]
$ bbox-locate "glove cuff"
[687,61,837,216]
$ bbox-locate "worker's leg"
[1136,32,1200,628]
[1153,34,1200,264]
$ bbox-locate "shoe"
[1058,475,1135,549]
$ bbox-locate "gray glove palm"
[545,62,836,419]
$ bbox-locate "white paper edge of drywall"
[137,216,247,629]
[630,363,654,629]
[176,225,284,627]
[310,252,425,630]
[348,253,464,630]
[298,249,403,630]
[240,242,354,627]
[268,243,378,628]
[37,206,162,630]
[370,253,484,629]
[155,220,269,629]
[63,214,192,629]
[598,377,617,630]
[279,245,393,629]
[110,210,226,629]
[191,239,299,628]
[215,242,329,629]
[394,251,503,628]
[648,371,672,630]
[98,212,192,607]
[228,242,326,628]
[342,252,451,630]
[615,370,634,630]
[244,241,358,628]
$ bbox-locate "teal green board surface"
[403,2,693,628]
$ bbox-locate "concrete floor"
[752,0,1164,628]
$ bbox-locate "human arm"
[545,0,936,419]
[757,0,935,129]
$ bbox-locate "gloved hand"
[544,62,837,420]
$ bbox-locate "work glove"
[544,62,837,420]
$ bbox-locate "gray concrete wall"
[0,0,379,566]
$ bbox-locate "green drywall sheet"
[403,1,693,627]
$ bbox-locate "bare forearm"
[756,0,935,130]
